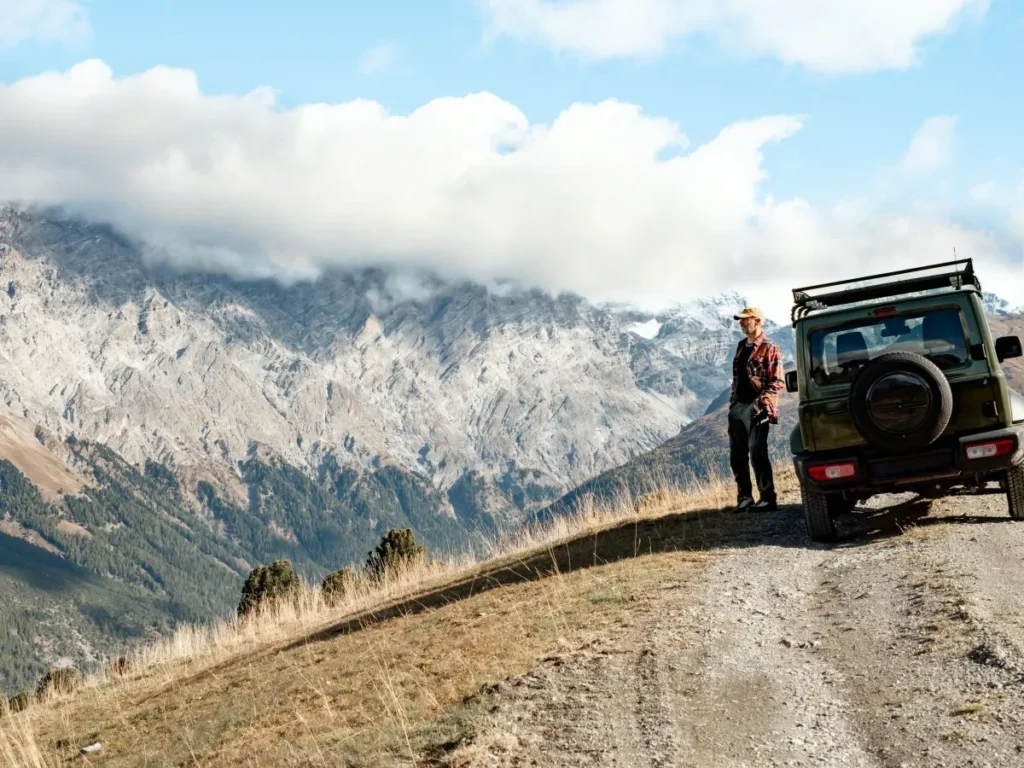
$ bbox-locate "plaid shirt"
[729,332,784,424]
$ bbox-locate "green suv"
[786,259,1024,542]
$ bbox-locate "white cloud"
[970,180,997,204]
[358,41,401,74]
[0,0,91,49]
[1011,182,1024,253]
[0,59,1020,325]
[479,0,989,73]
[902,115,958,173]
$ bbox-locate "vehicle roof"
[789,258,982,326]
[792,285,981,328]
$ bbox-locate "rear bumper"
[793,423,1024,494]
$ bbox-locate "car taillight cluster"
[808,461,856,482]
[963,438,1015,460]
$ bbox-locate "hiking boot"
[752,499,778,512]
[732,496,755,513]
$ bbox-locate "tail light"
[963,438,1015,460]
[808,461,856,482]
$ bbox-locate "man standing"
[728,307,784,512]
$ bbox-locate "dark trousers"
[728,402,776,503]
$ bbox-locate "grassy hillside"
[0,437,483,696]
[0,470,747,767]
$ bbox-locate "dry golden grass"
[1,708,54,768]
[1,466,797,767]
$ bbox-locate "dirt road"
[442,488,1024,767]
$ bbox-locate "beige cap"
[733,306,765,321]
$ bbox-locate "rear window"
[809,308,969,386]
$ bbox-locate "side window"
[920,309,969,365]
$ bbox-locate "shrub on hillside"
[7,692,32,713]
[237,559,302,617]
[36,667,81,699]
[321,566,357,605]
[365,528,426,582]
[111,656,133,677]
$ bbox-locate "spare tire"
[849,351,953,451]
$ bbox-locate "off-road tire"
[802,485,841,543]
[1007,464,1024,520]
[850,351,954,451]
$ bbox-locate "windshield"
[809,307,969,386]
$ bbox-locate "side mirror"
[785,370,798,393]
[996,336,1023,362]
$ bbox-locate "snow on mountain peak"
[653,291,748,331]
[629,319,663,339]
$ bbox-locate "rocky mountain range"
[0,206,791,530]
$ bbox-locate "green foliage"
[201,454,475,580]
[1,442,484,694]
[36,667,81,698]
[144,458,180,493]
[0,448,247,624]
[448,467,560,538]
[365,528,426,582]
[446,470,491,525]
[495,466,561,511]
[0,448,247,694]
[321,566,357,605]
[0,523,171,696]
[237,560,302,617]
[369,465,477,556]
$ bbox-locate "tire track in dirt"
[435,491,1024,767]
[807,494,1024,767]
[634,644,679,767]
[435,581,700,767]
[665,527,877,768]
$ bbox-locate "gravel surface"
[436,486,1024,767]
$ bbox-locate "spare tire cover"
[849,351,954,450]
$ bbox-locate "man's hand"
[752,405,770,427]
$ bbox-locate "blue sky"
[0,0,1021,316]
[4,0,1022,206]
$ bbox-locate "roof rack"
[790,258,981,323]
